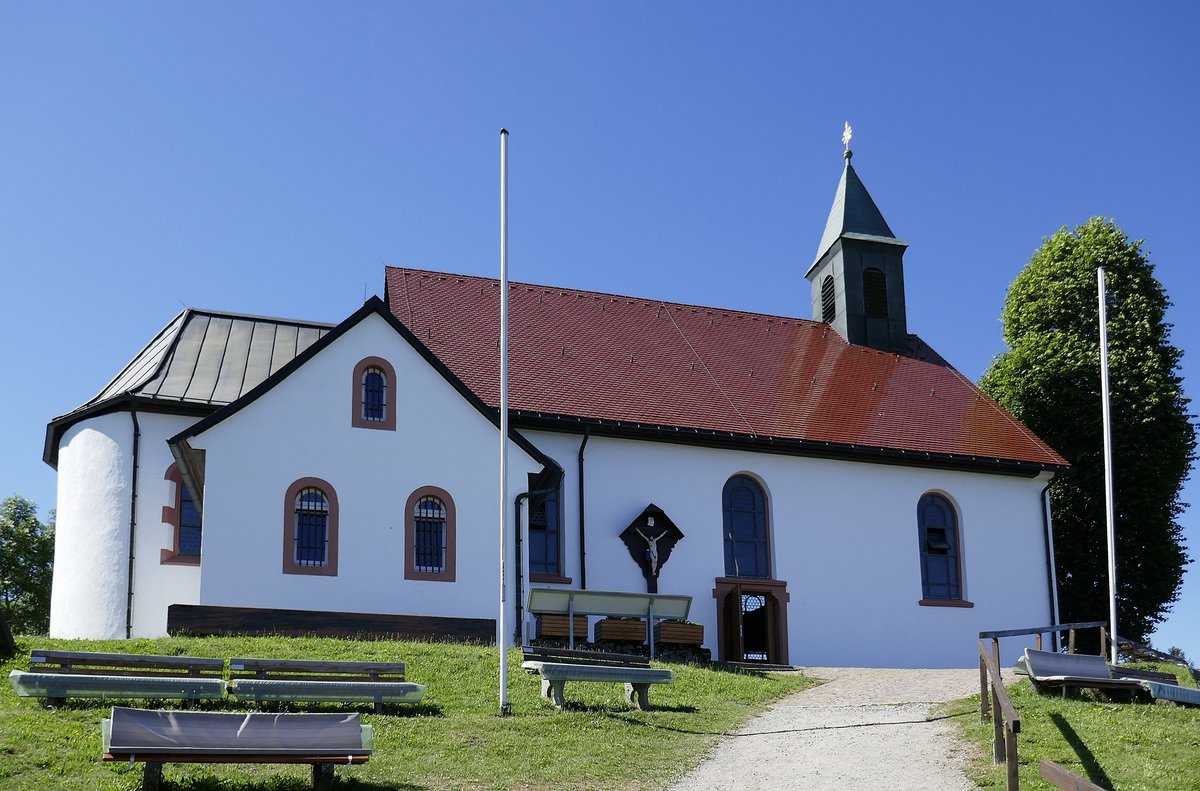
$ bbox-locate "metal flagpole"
[498,129,511,714]
[1098,266,1119,664]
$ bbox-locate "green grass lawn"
[947,665,1200,791]
[0,635,815,790]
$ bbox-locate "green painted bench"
[229,657,426,713]
[9,649,225,707]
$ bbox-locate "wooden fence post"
[980,654,991,722]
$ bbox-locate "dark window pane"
[918,494,960,599]
[413,496,446,573]
[363,368,386,421]
[295,488,328,566]
[179,483,202,556]
[528,481,560,576]
[723,476,769,578]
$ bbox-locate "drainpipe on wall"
[513,486,556,645]
[577,428,590,590]
[125,396,141,639]
[1041,478,1061,652]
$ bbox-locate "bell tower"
[806,125,910,352]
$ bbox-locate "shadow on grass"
[553,701,700,715]
[145,774,423,791]
[1050,712,1114,790]
[599,707,972,737]
[46,699,444,718]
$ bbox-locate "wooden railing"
[978,640,1021,790]
[976,622,1113,791]
[1039,759,1106,791]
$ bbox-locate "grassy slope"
[0,636,815,791]
[947,665,1200,791]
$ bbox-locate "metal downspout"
[513,486,557,645]
[577,428,590,590]
[125,396,141,639]
[1041,478,1061,652]
[513,492,530,645]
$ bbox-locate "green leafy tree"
[981,218,1194,644]
[0,495,54,634]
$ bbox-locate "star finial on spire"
[842,121,853,161]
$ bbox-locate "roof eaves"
[511,409,1068,477]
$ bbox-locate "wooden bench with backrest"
[520,645,674,711]
[8,649,225,707]
[228,657,425,713]
[102,705,371,791]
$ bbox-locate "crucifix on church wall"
[618,504,684,593]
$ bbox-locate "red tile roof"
[385,267,1067,470]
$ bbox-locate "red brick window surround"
[351,356,397,430]
[161,463,202,566]
[283,477,339,576]
[404,486,456,582]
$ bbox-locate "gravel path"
[666,667,1004,791]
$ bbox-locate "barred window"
[294,488,330,567]
[404,486,456,582]
[413,496,447,574]
[362,367,387,422]
[351,357,396,430]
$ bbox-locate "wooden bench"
[103,706,371,791]
[8,649,225,707]
[520,645,674,711]
[229,657,426,713]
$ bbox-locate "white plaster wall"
[50,410,206,639]
[524,430,1052,668]
[191,314,542,631]
[49,414,133,638]
[128,412,203,637]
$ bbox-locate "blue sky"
[3,3,1198,658]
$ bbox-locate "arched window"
[405,486,456,581]
[863,267,888,318]
[161,463,202,565]
[283,478,339,576]
[917,493,962,601]
[723,475,770,578]
[362,367,386,422]
[821,275,836,323]
[351,356,397,430]
[413,496,446,573]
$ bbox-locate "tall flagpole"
[1098,266,1119,664]
[498,129,511,715]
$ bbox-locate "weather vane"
[842,121,853,151]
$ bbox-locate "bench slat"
[522,646,650,667]
[11,670,225,701]
[230,678,426,704]
[229,658,406,675]
[31,650,224,672]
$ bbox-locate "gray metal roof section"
[84,309,333,410]
[812,158,906,268]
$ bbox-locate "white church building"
[44,149,1067,668]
